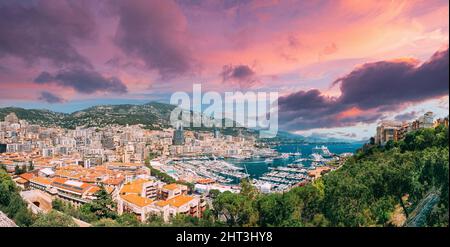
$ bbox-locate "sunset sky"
[0,0,448,140]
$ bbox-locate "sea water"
[226,143,363,180]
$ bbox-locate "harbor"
[150,143,359,193]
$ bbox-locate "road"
[405,191,439,227]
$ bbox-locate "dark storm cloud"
[0,0,96,68]
[221,64,259,88]
[279,90,335,112]
[279,48,449,130]
[278,92,382,130]
[394,111,419,122]
[34,68,128,94]
[38,91,65,104]
[109,0,194,79]
[334,48,449,109]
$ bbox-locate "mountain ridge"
[0,102,256,137]
[0,103,364,143]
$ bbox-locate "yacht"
[264,158,274,163]
[279,153,290,159]
[312,145,333,157]
[287,163,304,168]
[310,153,325,162]
[294,157,307,163]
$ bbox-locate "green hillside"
[0,103,256,136]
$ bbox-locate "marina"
[161,159,249,184]
[151,143,360,192]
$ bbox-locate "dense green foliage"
[31,210,77,227]
[0,103,254,135]
[208,125,449,227]
[145,163,194,191]
[147,165,177,184]
[1,126,448,227]
[52,186,118,225]
[0,107,66,127]
[0,168,35,226]
[51,182,206,227]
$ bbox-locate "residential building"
[375,121,402,145]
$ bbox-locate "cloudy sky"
[0,0,448,140]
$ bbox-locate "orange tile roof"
[162,183,180,191]
[196,178,215,184]
[52,177,67,184]
[51,177,92,193]
[103,177,124,186]
[155,200,170,207]
[20,173,34,181]
[105,162,143,167]
[121,194,153,207]
[16,178,28,184]
[30,177,52,185]
[120,179,150,194]
[155,195,195,208]
[104,186,115,194]
[85,186,101,195]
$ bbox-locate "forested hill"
[0,102,175,129]
[0,103,255,136]
[1,125,448,227]
[209,125,449,227]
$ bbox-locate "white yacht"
[310,153,326,162]
[312,145,333,157]
[264,158,274,163]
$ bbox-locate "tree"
[52,199,64,211]
[385,154,415,218]
[1,169,19,206]
[385,140,396,150]
[116,213,141,227]
[5,194,27,218]
[32,211,77,227]
[369,137,375,145]
[212,191,258,227]
[14,207,35,227]
[240,178,258,200]
[14,165,21,175]
[308,213,329,227]
[145,214,165,227]
[81,186,117,220]
[255,194,282,226]
[93,218,121,227]
[0,168,35,226]
[208,189,220,199]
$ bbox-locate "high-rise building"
[434,116,449,128]
[214,128,221,139]
[418,111,434,129]
[411,112,434,130]
[4,112,19,124]
[172,124,185,146]
[397,122,411,140]
[375,121,402,145]
[374,111,438,145]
